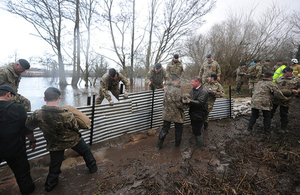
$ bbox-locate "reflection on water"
[18,77,146,111]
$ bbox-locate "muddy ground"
[1,98,300,195]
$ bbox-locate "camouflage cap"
[0,85,16,95]
[18,59,30,70]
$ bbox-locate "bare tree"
[148,0,216,65]
[3,0,68,86]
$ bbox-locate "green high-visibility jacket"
[273,65,287,82]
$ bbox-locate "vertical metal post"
[150,88,155,129]
[90,95,96,145]
[120,83,124,94]
[229,86,232,118]
[87,96,91,106]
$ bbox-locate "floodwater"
[18,77,146,111]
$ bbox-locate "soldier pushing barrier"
[95,68,129,105]
[26,87,98,192]
[0,59,31,111]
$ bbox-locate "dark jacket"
[189,85,209,121]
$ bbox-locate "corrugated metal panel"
[1,90,233,166]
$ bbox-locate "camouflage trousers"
[95,87,120,104]
[248,82,257,89]
[236,81,244,89]
[14,94,31,112]
[205,99,215,122]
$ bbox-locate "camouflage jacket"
[273,75,300,107]
[100,72,129,101]
[166,60,184,76]
[291,64,300,77]
[247,63,263,83]
[146,65,169,89]
[236,66,247,82]
[0,63,21,93]
[199,60,221,82]
[162,82,188,123]
[203,81,225,102]
[251,78,288,111]
[26,106,82,151]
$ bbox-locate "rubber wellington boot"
[195,135,204,147]
[45,173,59,192]
[204,122,208,130]
[157,139,164,150]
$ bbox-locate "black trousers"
[48,138,95,177]
[191,120,204,136]
[249,108,271,131]
[159,121,183,142]
[4,148,35,194]
[271,104,289,129]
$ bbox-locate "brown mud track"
[1,99,300,194]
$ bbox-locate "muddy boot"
[204,122,208,130]
[87,161,98,174]
[195,135,204,148]
[45,172,59,192]
[175,139,181,147]
[235,87,239,95]
[157,139,164,150]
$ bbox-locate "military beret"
[209,73,218,80]
[206,54,212,58]
[18,59,30,70]
[281,89,293,97]
[155,63,162,69]
[277,60,282,62]
[250,62,255,66]
[109,68,117,77]
[45,87,61,95]
[264,71,273,76]
[173,54,179,59]
[254,59,261,63]
[240,63,246,66]
[0,85,16,95]
[265,59,270,62]
[282,67,293,73]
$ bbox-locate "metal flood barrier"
[1,88,233,166]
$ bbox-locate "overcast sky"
[0,0,299,67]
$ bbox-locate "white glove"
[109,100,114,106]
[124,91,128,99]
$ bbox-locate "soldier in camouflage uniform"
[95,68,129,105]
[235,63,247,94]
[166,54,184,77]
[271,67,300,131]
[248,72,290,133]
[273,60,282,73]
[199,54,221,83]
[147,63,169,90]
[157,73,189,149]
[0,59,31,111]
[263,59,271,72]
[203,74,225,130]
[247,59,263,95]
[26,87,97,192]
